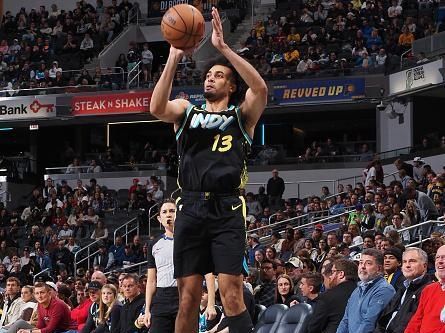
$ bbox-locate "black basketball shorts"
[173,191,246,278]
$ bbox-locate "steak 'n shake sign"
[71,92,152,116]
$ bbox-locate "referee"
[144,199,179,333]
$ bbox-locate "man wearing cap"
[383,248,405,292]
[285,257,304,294]
[374,247,432,333]
[17,282,75,333]
[309,259,358,333]
[337,249,395,333]
[80,281,103,333]
[247,233,263,267]
[267,169,285,210]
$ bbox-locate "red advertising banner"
[71,91,152,116]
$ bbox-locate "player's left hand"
[205,304,217,320]
[211,7,227,50]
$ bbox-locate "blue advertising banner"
[170,87,206,106]
[272,78,365,105]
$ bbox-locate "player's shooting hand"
[169,45,195,61]
[205,304,217,321]
[211,7,227,50]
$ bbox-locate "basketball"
[161,4,205,49]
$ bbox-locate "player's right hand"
[142,312,151,328]
[169,45,195,58]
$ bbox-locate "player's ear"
[157,215,162,224]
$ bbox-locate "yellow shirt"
[284,49,300,63]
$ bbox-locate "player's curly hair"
[201,55,246,106]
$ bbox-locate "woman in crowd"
[314,238,329,269]
[91,220,109,241]
[275,274,299,306]
[95,284,122,333]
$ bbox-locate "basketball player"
[149,7,268,333]
[143,199,217,332]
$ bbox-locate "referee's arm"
[143,268,157,327]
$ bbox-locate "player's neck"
[204,99,230,113]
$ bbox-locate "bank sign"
[0,96,56,120]
[272,78,365,105]
[389,59,444,95]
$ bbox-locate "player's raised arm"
[210,7,268,132]
[149,47,190,124]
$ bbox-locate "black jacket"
[120,293,145,333]
[374,274,433,333]
[307,280,357,333]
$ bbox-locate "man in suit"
[374,247,432,333]
[307,259,358,333]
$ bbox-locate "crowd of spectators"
[236,0,443,79]
[243,157,444,331]
[0,0,137,96]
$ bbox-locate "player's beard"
[203,91,218,101]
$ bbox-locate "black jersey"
[175,103,252,192]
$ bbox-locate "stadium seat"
[254,304,267,325]
[254,304,288,333]
[275,303,314,333]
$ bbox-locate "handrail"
[33,268,51,283]
[113,217,138,244]
[148,202,161,237]
[248,212,309,234]
[127,61,142,89]
[401,48,413,70]
[257,210,354,245]
[324,191,348,201]
[74,238,104,277]
[350,219,444,249]
[98,23,133,58]
[1,83,100,95]
[105,260,147,276]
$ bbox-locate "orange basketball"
[161,4,205,49]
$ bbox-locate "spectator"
[247,233,263,267]
[81,281,103,333]
[285,257,305,293]
[141,43,153,82]
[308,259,358,333]
[374,247,432,333]
[297,272,323,307]
[245,192,262,217]
[383,248,405,292]
[90,220,108,241]
[275,274,299,306]
[120,274,145,333]
[17,282,76,333]
[87,159,103,173]
[0,277,25,330]
[96,284,122,333]
[404,245,445,333]
[254,259,277,307]
[93,242,115,272]
[267,169,285,211]
[337,249,395,333]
